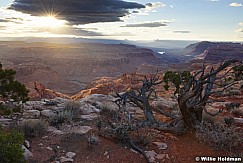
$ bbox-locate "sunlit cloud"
[237,29,243,32]
[229,3,242,7]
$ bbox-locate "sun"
[27,15,66,28]
[40,16,66,27]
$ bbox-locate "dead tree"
[115,71,182,133]
[176,59,241,129]
[115,60,242,132]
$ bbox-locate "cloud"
[229,3,242,7]
[144,2,166,12]
[8,0,145,25]
[207,0,219,2]
[145,2,166,9]
[0,17,24,24]
[0,19,9,23]
[121,21,169,28]
[173,30,191,33]
[237,29,243,32]
[239,22,243,26]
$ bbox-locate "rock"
[232,108,243,116]
[27,81,70,100]
[130,148,138,154]
[41,109,55,118]
[48,126,64,135]
[46,147,53,150]
[205,107,221,115]
[51,97,69,104]
[23,110,40,119]
[80,114,98,121]
[156,154,170,160]
[82,94,117,110]
[66,152,76,159]
[151,97,178,109]
[77,126,92,134]
[47,126,58,132]
[60,156,74,163]
[0,118,12,126]
[156,154,166,160]
[24,101,45,111]
[153,142,168,150]
[234,117,243,123]
[53,130,64,135]
[79,101,98,114]
[24,140,30,148]
[22,145,33,159]
[104,151,109,156]
[65,126,92,134]
[145,150,157,162]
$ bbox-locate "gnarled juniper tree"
[115,59,242,132]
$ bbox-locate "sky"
[0,0,243,41]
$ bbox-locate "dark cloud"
[146,3,153,7]
[121,22,167,28]
[9,0,145,25]
[173,30,191,33]
[0,19,9,23]
[0,17,24,25]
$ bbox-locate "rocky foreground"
[0,89,242,162]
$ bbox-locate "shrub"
[19,119,48,138]
[202,113,216,124]
[0,128,25,163]
[0,104,22,116]
[196,121,242,150]
[64,101,80,120]
[50,110,76,126]
[0,105,12,116]
[0,63,29,103]
[87,133,100,149]
[49,101,80,126]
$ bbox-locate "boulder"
[60,156,73,163]
[23,110,40,119]
[0,118,13,125]
[82,94,117,111]
[24,140,30,148]
[64,126,92,134]
[22,145,33,159]
[66,152,76,159]
[41,109,55,118]
[80,114,98,121]
[145,150,157,162]
[153,142,168,150]
[79,101,98,114]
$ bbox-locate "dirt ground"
[27,122,238,163]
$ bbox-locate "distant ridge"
[183,41,243,63]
